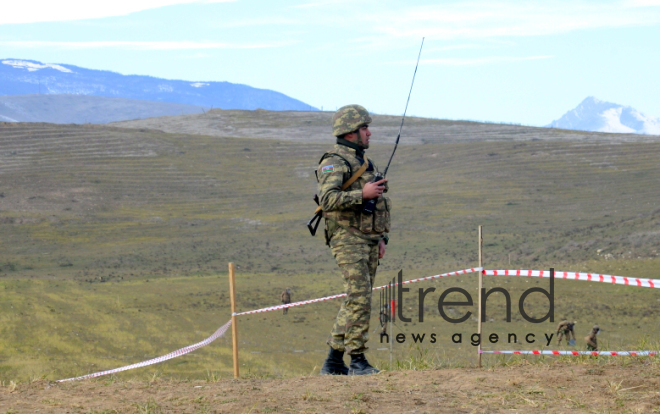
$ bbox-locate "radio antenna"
[383,37,424,177]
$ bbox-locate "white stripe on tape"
[483,269,659,288]
[392,267,482,287]
[480,350,658,356]
[233,267,483,316]
[57,320,233,382]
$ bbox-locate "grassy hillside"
[0,113,659,381]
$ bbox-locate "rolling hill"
[1,110,658,280]
[0,111,659,383]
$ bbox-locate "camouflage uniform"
[281,288,291,315]
[585,325,599,351]
[317,107,390,356]
[556,320,576,345]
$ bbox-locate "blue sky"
[1,0,660,126]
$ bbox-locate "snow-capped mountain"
[547,97,660,135]
[0,59,316,111]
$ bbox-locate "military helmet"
[593,324,600,331]
[332,104,372,137]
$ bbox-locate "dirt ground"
[2,362,659,413]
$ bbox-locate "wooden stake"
[228,262,239,378]
[477,226,483,368]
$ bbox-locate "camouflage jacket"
[556,321,574,332]
[585,332,598,349]
[316,140,390,244]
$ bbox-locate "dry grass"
[3,362,660,413]
[1,112,659,384]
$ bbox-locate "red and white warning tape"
[57,320,233,382]
[393,268,482,287]
[57,267,481,381]
[483,269,659,289]
[480,349,658,356]
[233,292,346,316]
[58,266,656,381]
[233,267,483,316]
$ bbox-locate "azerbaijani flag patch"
[321,164,335,174]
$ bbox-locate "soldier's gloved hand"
[362,179,387,200]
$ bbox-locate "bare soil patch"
[2,362,659,413]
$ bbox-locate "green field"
[0,113,658,382]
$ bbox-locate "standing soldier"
[281,288,291,315]
[316,105,390,376]
[585,325,600,351]
[556,320,576,346]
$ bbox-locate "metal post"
[477,226,483,368]
[389,280,393,367]
[228,262,239,378]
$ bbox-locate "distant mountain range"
[0,94,206,124]
[0,59,316,115]
[548,97,660,135]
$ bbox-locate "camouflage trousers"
[327,240,379,355]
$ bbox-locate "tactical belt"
[322,215,382,244]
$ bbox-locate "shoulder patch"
[321,164,335,174]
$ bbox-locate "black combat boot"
[348,353,379,375]
[320,347,349,375]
